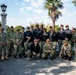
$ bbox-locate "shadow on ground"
[0,57,76,75]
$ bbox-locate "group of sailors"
[0,23,76,61]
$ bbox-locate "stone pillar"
[1,13,7,33]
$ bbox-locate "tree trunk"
[52,20,55,30]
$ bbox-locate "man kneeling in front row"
[60,40,72,61]
[42,39,56,60]
[26,39,40,61]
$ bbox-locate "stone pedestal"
[1,13,7,33]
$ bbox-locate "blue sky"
[0,0,76,28]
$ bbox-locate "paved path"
[0,57,76,75]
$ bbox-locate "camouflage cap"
[49,26,52,28]
[36,23,39,27]
[40,23,43,26]
[27,27,30,29]
[60,24,64,27]
[63,40,68,43]
[11,26,14,28]
[22,27,25,29]
[31,26,34,28]
[65,25,69,27]
[72,28,75,30]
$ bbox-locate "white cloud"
[7,18,15,21]
[7,17,16,27]
[20,6,32,14]
[31,0,39,7]
[18,0,45,14]
[15,2,19,5]
[33,9,43,14]
[26,6,32,11]
[68,13,73,17]
[21,3,26,6]
[59,8,67,14]
[23,0,30,2]
[7,17,27,27]
[14,0,19,4]
[62,0,71,3]
[73,11,76,14]
[30,0,44,8]
[20,7,26,13]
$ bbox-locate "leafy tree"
[30,22,36,28]
[55,25,60,32]
[14,25,23,32]
[44,0,63,29]
[45,24,50,32]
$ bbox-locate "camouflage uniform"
[7,30,15,56]
[20,31,25,57]
[40,31,48,57]
[0,27,8,60]
[42,42,56,59]
[74,43,76,60]
[60,41,72,60]
[72,32,76,60]
[13,30,23,58]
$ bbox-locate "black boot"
[19,55,22,58]
[14,55,17,59]
[68,57,72,61]
[24,54,27,58]
[50,57,54,61]
[43,57,47,60]
[8,54,11,57]
[64,55,68,59]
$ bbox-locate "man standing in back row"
[13,29,23,58]
[0,27,8,60]
[64,25,72,41]
[7,26,15,57]
[33,23,43,57]
[24,27,33,55]
[57,25,65,51]
[21,27,26,57]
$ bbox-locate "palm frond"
[72,1,76,6]
[44,2,53,9]
[44,0,63,21]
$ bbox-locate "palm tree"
[72,0,76,6]
[44,0,63,29]
[0,21,2,27]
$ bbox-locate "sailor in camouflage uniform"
[60,40,72,61]
[71,28,76,60]
[21,27,26,57]
[7,26,15,57]
[0,27,8,60]
[13,29,23,58]
[42,39,56,60]
[71,28,76,46]
[74,42,76,60]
